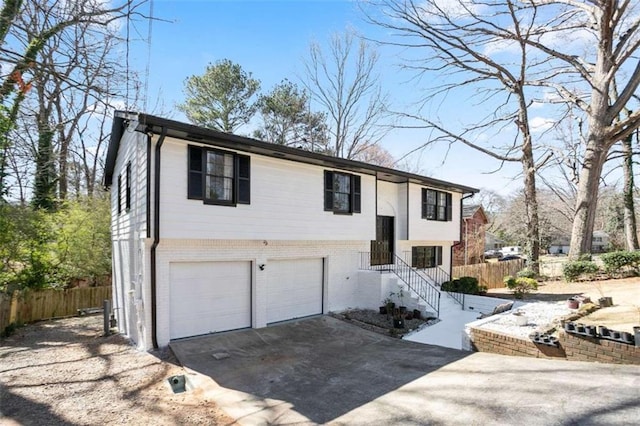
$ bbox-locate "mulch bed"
[331,308,439,338]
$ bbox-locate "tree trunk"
[568,137,608,257]
[569,17,614,258]
[522,150,540,274]
[58,134,69,200]
[622,131,639,250]
[32,118,56,211]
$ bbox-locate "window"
[411,246,443,269]
[125,162,131,211]
[188,145,250,205]
[324,171,361,214]
[117,174,122,214]
[422,189,452,221]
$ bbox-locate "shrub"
[441,276,480,294]
[577,253,593,262]
[600,250,640,275]
[441,279,458,292]
[458,276,479,293]
[503,276,538,299]
[517,268,536,279]
[562,260,599,282]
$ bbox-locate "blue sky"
[131,0,524,196]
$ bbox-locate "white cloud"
[419,0,487,22]
[529,116,555,133]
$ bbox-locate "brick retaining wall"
[470,327,640,365]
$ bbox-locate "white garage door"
[266,258,323,324]
[169,261,251,339]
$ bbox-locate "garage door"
[266,258,323,324]
[169,261,251,339]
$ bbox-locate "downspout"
[146,132,152,239]
[149,127,167,349]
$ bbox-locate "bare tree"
[0,0,147,201]
[621,129,639,250]
[370,0,640,259]
[352,143,396,167]
[303,31,390,160]
[367,0,560,272]
[517,0,640,257]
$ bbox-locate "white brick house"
[104,111,478,350]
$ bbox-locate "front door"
[371,216,394,265]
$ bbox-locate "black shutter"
[352,174,361,213]
[446,193,453,221]
[324,171,334,211]
[236,154,250,204]
[412,247,419,268]
[421,188,427,218]
[437,246,443,266]
[117,174,122,214]
[188,146,203,200]
[125,162,131,210]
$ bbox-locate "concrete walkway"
[404,292,480,349]
[171,316,640,425]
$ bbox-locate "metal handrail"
[359,252,440,317]
[446,290,465,307]
[421,266,451,286]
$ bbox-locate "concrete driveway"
[170,316,640,425]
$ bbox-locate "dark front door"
[371,216,394,266]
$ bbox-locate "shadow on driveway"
[171,316,640,425]
[170,316,469,424]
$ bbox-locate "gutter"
[149,127,167,349]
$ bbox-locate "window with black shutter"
[324,170,361,214]
[421,188,452,221]
[187,145,251,206]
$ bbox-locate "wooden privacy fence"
[452,259,526,289]
[0,286,112,332]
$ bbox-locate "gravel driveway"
[0,315,233,425]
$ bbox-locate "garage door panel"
[170,261,251,339]
[267,258,323,324]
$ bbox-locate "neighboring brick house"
[453,205,488,266]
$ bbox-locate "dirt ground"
[488,277,640,332]
[0,315,235,426]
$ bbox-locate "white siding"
[111,127,148,239]
[397,183,409,241]
[159,138,376,241]
[377,181,399,218]
[110,123,150,350]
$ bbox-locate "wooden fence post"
[9,290,19,324]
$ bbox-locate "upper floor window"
[188,145,250,206]
[422,189,452,221]
[412,246,443,268]
[324,170,361,214]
